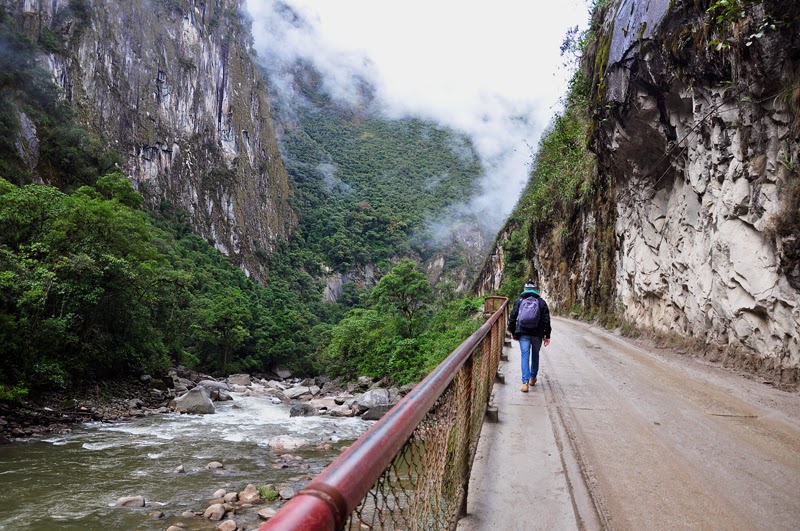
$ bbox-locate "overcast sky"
[245,0,592,234]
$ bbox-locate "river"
[0,393,372,530]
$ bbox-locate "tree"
[369,259,432,337]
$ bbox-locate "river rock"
[274,366,292,379]
[223,492,238,503]
[198,380,231,392]
[212,489,227,499]
[258,507,278,520]
[362,404,393,421]
[267,435,309,452]
[227,374,251,386]
[238,484,260,503]
[279,487,296,500]
[174,464,185,474]
[116,495,145,507]
[203,503,226,520]
[167,526,184,531]
[284,386,311,399]
[175,387,215,414]
[181,510,196,518]
[328,405,355,417]
[206,461,224,469]
[356,389,390,411]
[289,403,316,417]
[217,520,237,531]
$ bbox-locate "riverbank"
[0,378,172,443]
[0,368,407,444]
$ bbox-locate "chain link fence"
[261,296,508,531]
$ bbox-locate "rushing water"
[0,394,372,530]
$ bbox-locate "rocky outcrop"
[589,0,800,383]
[3,0,295,280]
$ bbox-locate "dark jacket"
[508,290,551,339]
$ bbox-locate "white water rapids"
[0,394,373,530]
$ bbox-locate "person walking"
[507,280,551,392]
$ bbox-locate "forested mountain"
[267,61,490,293]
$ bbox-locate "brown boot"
[529,376,537,386]
[521,383,529,393]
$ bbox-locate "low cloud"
[245,0,589,236]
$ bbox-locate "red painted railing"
[260,296,508,531]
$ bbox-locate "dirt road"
[546,317,800,530]
[460,316,800,531]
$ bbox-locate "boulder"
[212,489,227,499]
[289,403,316,417]
[174,464,185,474]
[238,484,260,503]
[223,492,238,503]
[227,373,251,386]
[175,387,215,414]
[328,405,355,417]
[116,495,145,507]
[356,389,391,411]
[274,366,292,379]
[150,378,168,391]
[203,503,226,521]
[217,520,237,531]
[206,461,224,470]
[267,435,309,452]
[362,405,393,421]
[198,380,232,392]
[284,386,311,399]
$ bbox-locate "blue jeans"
[519,335,543,383]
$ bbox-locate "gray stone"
[203,503,225,521]
[206,461,224,469]
[289,403,316,417]
[279,487,296,500]
[116,495,145,507]
[267,435,308,452]
[227,373,251,386]
[217,520,237,531]
[274,366,292,379]
[258,507,278,520]
[175,387,215,414]
[362,405,393,421]
[356,388,390,411]
[238,484,260,503]
[284,386,311,399]
[197,380,231,392]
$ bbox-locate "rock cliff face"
[593,0,800,383]
[478,0,800,384]
[5,0,294,280]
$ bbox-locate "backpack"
[518,297,541,328]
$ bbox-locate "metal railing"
[260,296,508,531]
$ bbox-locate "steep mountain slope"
[2,0,293,280]
[478,0,800,386]
[264,61,490,296]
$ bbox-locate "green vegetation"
[491,5,617,324]
[0,11,489,400]
[277,84,484,273]
[319,260,484,385]
[258,485,279,501]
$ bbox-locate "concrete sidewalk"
[456,343,578,531]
